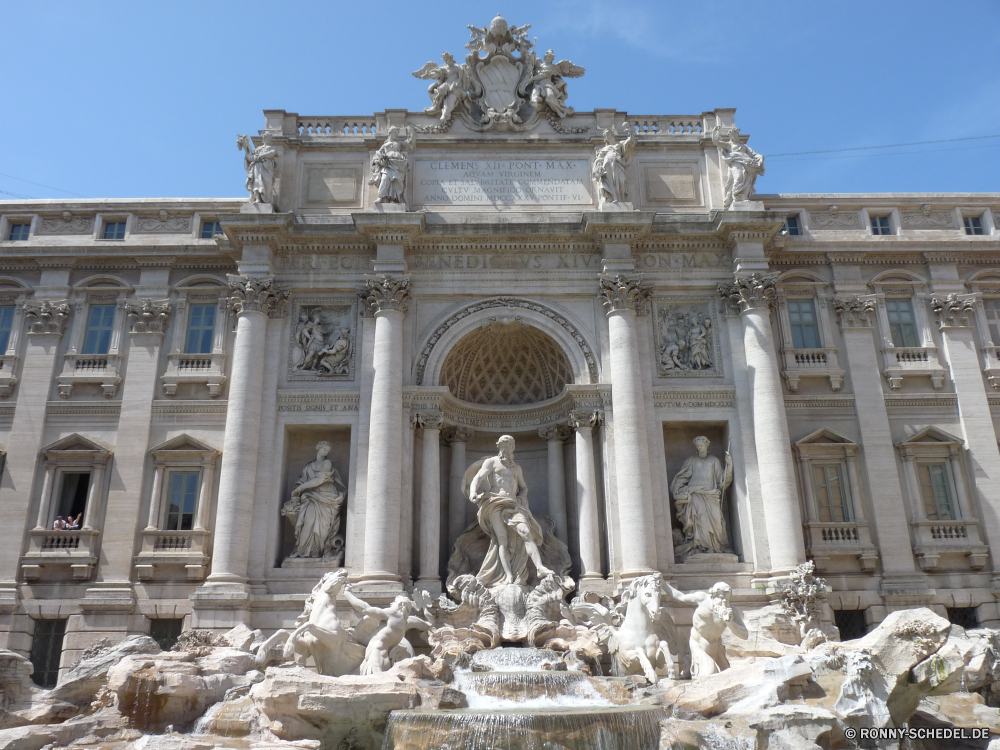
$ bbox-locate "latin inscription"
[414,159,591,206]
[278,252,729,272]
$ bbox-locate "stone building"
[1,15,999,684]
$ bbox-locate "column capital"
[931,293,977,329]
[717,272,777,315]
[539,424,572,442]
[125,299,171,334]
[411,412,445,430]
[568,409,603,430]
[358,274,411,315]
[442,425,475,444]
[833,294,877,329]
[598,274,651,315]
[24,300,69,335]
[227,275,289,318]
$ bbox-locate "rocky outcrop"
[50,634,162,706]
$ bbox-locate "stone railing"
[982,344,1000,390]
[135,528,210,581]
[58,353,122,398]
[0,353,18,398]
[296,117,379,137]
[912,518,988,571]
[780,346,844,392]
[804,521,878,572]
[22,529,100,580]
[627,116,705,135]
[161,352,227,398]
[881,346,946,390]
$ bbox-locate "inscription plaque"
[414,159,591,206]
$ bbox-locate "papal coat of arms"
[412,14,586,133]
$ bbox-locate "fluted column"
[718,273,806,573]
[414,413,444,593]
[444,426,475,552]
[599,274,658,576]
[539,425,571,543]
[570,410,603,581]
[205,277,288,587]
[357,275,410,583]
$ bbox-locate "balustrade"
[296,117,378,136]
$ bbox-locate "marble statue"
[671,436,733,558]
[369,126,415,205]
[529,50,584,119]
[316,329,352,375]
[712,126,764,208]
[282,441,346,563]
[413,52,471,124]
[663,581,747,677]
[279,570,365,676]
[570,575,679,683]
[342,585,432,675]
[237,134,278,204]
[592,124,636,209]
[468,435,554,587]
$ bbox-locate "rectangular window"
[964,215,984,235]
[813,463,851,522]
[870,215,893,235]
[946,607,979,629]
[783,216,800,236]
[833,609,867,641]
[82,304,117,355]
[200,220,223,239]
[165,471,199,531]
[984,299,1000,345]
[149,618,185,651]
[30,619,67,688]
[103,221,126,240]
[0,306,14,353]
[184,304,216,354]
[8,223,30,241]
[885,298,920,347]
[787,299,821,349]
[919,462,955,521]
[55,471,90,527]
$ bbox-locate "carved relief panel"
[652,300,721,377]
[288,299,357,381]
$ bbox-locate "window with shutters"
[918,462,956,521]
[813,464,851,523]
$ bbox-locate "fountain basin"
[385,705,668,750]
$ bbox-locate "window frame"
[58,280,131,398]
[0,282,34,398]
[184,302,218,355]
[884,297,920,347]
[30,618,67,688]
[162,278,230,398]
[870,273,945,390]
[95,214,132,241]
[782,214,801,236]
[775,276,844,392]
[0,215,35,243]
[163,469,201,531]
[861,207,900,237]
[199,219,224,239]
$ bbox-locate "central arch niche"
[441,319,573,406]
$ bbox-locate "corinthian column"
[718,273,806,574]
[539,425,571,544]
[599,274,658,576]
[357,274,411,584]
[205,277,287,587]
[569,410,603,582]
[414,412,444,594]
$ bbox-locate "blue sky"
[2,0,998,200]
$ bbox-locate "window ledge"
[21,529,100,580]
[911,519,989,570]
[982,346,1000,390]
[135,529,210,580]
[881,346,946,390]
[161,353,227,398]
[0,354,18,398]
[58,353,122,398]
[804,521,879,571]
[781,347,844,392]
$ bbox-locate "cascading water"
[383,648,667,750]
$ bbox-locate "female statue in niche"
[282,440,346,563]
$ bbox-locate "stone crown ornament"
[931,293,977,328]
[833,295,877,329]
[24,301,69,334]
[598,274,651,314]
[228,276,289,316]
[358,275,412,315]
[412,14,586,133]
[717,273,777,314]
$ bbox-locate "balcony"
[21,529,100,581]
[161,352,226,398]
[912,519,989,571]
[982,345,1000,390]
[57,353,122,398]
[881,346,946,390]
[0,354,18,398]
[134,529,210,580]
[804,521,879,572]
[780,347,845,392]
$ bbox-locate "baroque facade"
[1,14,1000,680]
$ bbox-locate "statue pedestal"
[280,555,344,571]
[729,200,765,211]
[374,202,408,213]
[240,202,275,213]
[680,552,740,566]
[599,201,634,212]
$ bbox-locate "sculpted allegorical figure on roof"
[712,126,765,208]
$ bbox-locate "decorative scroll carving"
[135,210,192,233]
[716,273,776,314]
[414,297,598,386]
[24,301,69,334]
[810,205,859,228]
[237,134,279,204]
[901,205,952,229]
[654,302,718,376]
[37,212,93,235]
[357,275,411,315]
[568,410,602,430]
[592,125,636,209]
[228,275,288,317]
[598,274,650,314]
[369,126,415,205]
[931,293,976,328]
[125,299,171,333]
[291,303,355,379]
[712,126,764,208]
[833,295,877,329]
[412,412,445,430]
[441,319,572,406]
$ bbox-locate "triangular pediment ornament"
[43,433,110,455]
[795,427,855,446]
[411,14,587,134]
[150,434,218,455]
[897,425,964,446]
